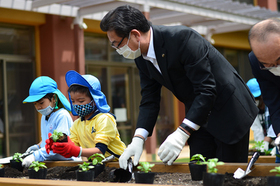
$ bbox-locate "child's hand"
[52,136,81,158]
[45,133,53,154]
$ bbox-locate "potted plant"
[50,129,68,142]
[189,154,207,181]
[134,161,155,184]
[10,152,24,172]
[28,161,47,179]
[88,153,105,178]
[268,166,280,186]
[202,158,225,186]
[76,161,95,181]
[0,164,4,177]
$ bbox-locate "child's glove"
[45,133,53,154]
[22,154,35,168]
[25,144,40,154]
[52,136,81,158]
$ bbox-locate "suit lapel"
[152,25,175,92]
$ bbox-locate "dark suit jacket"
[249,51,280,135]
[135,25,258,144]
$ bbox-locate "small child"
[46,70,126,160]
[22,76,76,167]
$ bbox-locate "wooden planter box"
[1,161,279,186]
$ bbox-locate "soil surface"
[3,166,268,185]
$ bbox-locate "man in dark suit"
[248,17,280,162]
[100,5,258,168]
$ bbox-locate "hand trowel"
[233,151,260,179]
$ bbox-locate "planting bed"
[0,161,275,186]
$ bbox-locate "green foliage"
[202,158,224,173]
[12,153,23,162]
[137,162,155,173]
[78,162,94,172]
[253,140,264,151]
[29,161,47,172]
[0,164,3,169]
[270,166,280,177]
[88,153,105,165]
[50,130,64,142]
[190,154,206,165]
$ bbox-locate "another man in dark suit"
[248,17,280,162]
[100,5,258,168]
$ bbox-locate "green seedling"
[78,162,94,172]
[12,153,23,162]
[270,166,280,177]
[253,140,264,151]
[29,161,47,172]
[0,164,3,169]
[137,162,155,173]
[202,158,224,173]
[50,130,64,142]
[190,154,206,165]
[88,153,105,165]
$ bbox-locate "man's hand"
[45,133,53,154]
[25,144,39,154]
[158,128,189,165]
[22,154,35,168]
[119,137,144,169]
[52,136,81,158]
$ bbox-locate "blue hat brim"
[65,70,110,115]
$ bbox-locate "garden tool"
[233,151,260,179]
[0,150,34,164]
[109,157,133,182]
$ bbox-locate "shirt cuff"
[134,128,149,141]
[182,118,200,130]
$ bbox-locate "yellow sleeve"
[70,118,81,146]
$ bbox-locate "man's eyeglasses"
[111,36,126,49]
[259,62,280,70]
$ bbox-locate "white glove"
[22,154,35,168]
[260,141,269,152]
[275,136,280,152]
[119,137,144,169]
[158,128,189,165]
[25,144,39,154]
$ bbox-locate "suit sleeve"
[135,61,162,136]
[180,30,217,125]
[249,52,280,135]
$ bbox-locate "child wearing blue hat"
[45,70,126,160]
[246,78,276,153]
[22,76,77,168]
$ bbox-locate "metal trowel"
[233,151,260,179]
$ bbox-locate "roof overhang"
[1,0,280,42]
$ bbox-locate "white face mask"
[116,33,141,59]
[37,105,54,116]
[269,66,280,76]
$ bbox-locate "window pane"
[0,60,5,157]
[7,62,36,155]
[84,33,108,61]
[0,23,34,56]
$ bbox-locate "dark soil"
[3,166,268,185]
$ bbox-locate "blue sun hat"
[246,78,261,98]
[65,70,110,116]
[23,76,71,111]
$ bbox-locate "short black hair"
[100,5,151,38]
[68,85,92,99]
